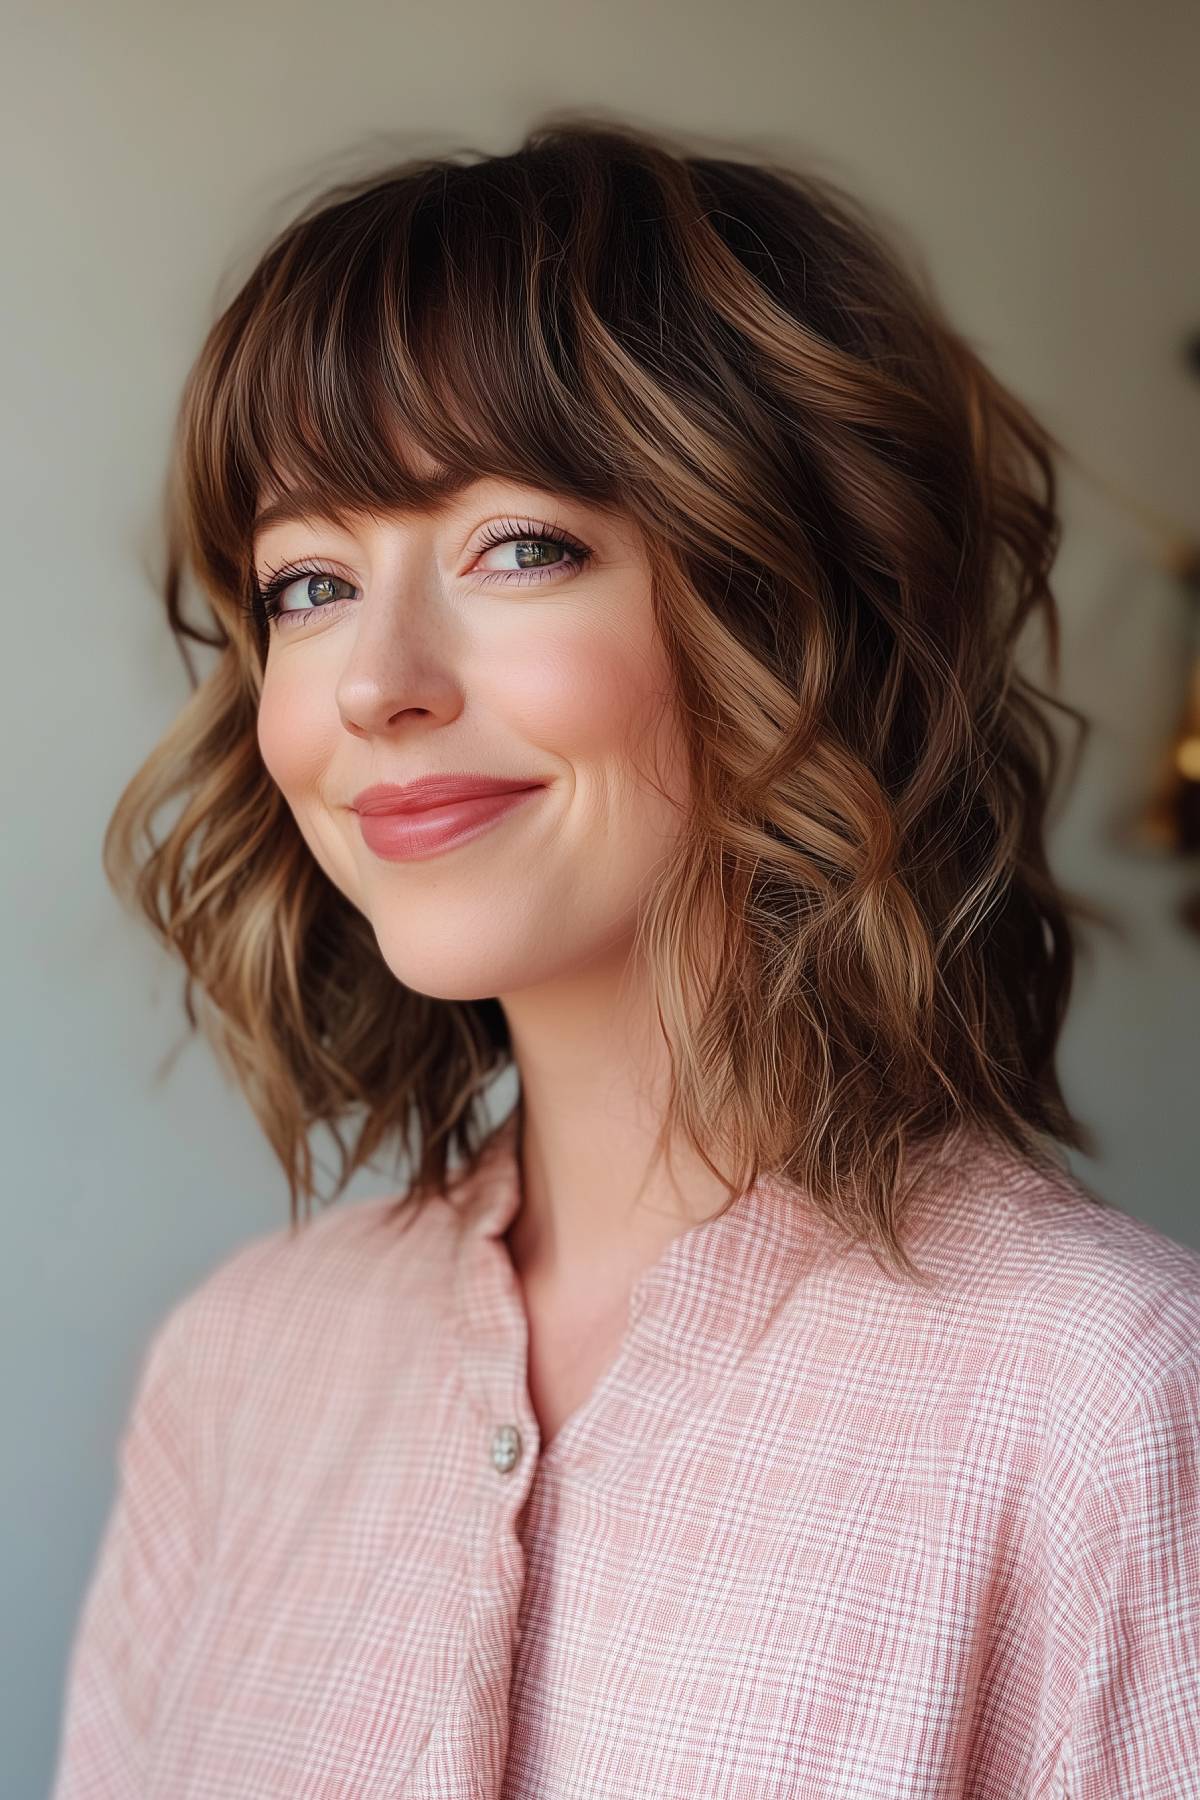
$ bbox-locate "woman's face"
[251,470,692,1001]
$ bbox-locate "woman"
[52,114,1199,1796]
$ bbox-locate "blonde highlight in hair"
[104,113,1112,1279]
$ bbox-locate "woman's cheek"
[514,626,658,758]
[255,674,334,806]
[256,682,360,897]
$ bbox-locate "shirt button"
[490,1423,522,1474]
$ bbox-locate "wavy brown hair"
[105,112,1113,1281]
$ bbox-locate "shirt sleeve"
[49,1300,205,1798]
[1055,1347,1200,1797]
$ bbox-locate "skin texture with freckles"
[253,460,735,1449]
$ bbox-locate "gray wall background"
[5,2,1198,1793]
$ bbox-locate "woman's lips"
[354,786,544,861]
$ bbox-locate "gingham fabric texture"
[51,1108,1200,1798]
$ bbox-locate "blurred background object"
[1069,343,1200,928]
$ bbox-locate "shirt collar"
[448,1105,837,1373]
[451,1100,978,1275]
[445,1104,975,1467]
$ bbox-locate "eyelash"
[247,516,594,632]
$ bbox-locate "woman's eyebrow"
[252,488,340,540]
[251,470,482,548]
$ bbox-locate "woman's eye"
[250,568,358,631]
[476,535,575,575]
[277,572,355,615]
[472,520,592,583]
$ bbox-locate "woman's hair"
[105,111,1113,1281]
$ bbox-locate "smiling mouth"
[353,784,544,861]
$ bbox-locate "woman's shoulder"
[144,1187,461,1418]
[187,1183,457,1309]
[903,1129,1200,1432]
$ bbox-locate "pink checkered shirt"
[51,1110,1200,1796]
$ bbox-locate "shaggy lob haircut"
[105,113,1110,1281]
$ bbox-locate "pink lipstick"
[351,779,546,862]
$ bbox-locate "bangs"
[198,152,642,586]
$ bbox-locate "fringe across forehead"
[184,140,698,602]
